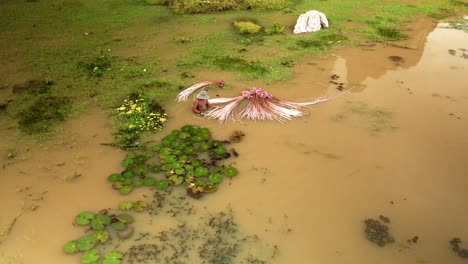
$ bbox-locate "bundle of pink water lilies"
[176,80,342,123]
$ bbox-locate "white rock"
[293,10,329,34]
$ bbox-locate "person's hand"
[198,112,205,116]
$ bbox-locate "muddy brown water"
[1,21,468,264]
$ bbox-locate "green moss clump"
[233,21,262,35]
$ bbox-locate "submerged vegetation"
[125,190,279,263]
[331,101,397,135]
[364,216,394,247]
[450,237,468,258]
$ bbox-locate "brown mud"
[1,19,468,264]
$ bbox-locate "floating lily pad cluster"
[450,238,468,258]
[364,217,394,247]
[108,124,239,198]
[64,210,134,264]
[118,201,148,212]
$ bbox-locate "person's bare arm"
[208,100,219,108]
[192,99,200,114]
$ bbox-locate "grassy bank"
[0,0,465,138]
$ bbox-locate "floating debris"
[364,218,394,246]
[407,235,419,244]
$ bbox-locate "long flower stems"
[176,81,224,102]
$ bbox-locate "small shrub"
[233,21,262,34]
[265,23,285,35]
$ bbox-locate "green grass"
[0,0,465,136]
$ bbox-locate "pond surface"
[1,20,467,264]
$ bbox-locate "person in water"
[192,90,218,115]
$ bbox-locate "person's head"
[196,90,209,100]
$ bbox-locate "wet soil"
[1,20,468,264]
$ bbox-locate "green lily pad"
[121,158,134,167]
[208,173,223,184]
[75,211,95,226]
[181,124,194,132]
[175,168,186,175]
[81,248,100,264]
[122,178,133,185]
[150,144,162,152]
[95,230,109,244]
[203,182,218,193]
[116,213,134,224]
[134,165,149,176]
[134,155,148,164]
[119,186,132,195]
[169,175,184,185]
[132,179,143,187]
[213,166,224,174]
[143,177,156,186]
[214,146,226,155]
[224,167,238,177]
[184,164,194,171]
[133,200,147,212]
[163,155,177,164]
[77,234,98,251]
[178,132,191,140]
[191,135,203,142]
[63,240,79,254]
[194,167,209,177]
[172,149,183,156]
[151,166,162,173]
[211,140,222,147]
[119,202,134,210]
[155,179,169,190]
[161,164,173,171]
[121,170,134,178]
[184,147,195,155]
[102,250,124,264]
[178,155,190,163]
[111,221,128,231]
[171,140,183,149]
[198,142,211,151]
[191,159,202,167]
[107,173,121,182]
[161,135,176,146]
[172,162,184,169]
[188,126,200,135]
[160,147,172,156]
[112,182,123,190]
[90,214,111,231]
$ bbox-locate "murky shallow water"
[1,22,468,264]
